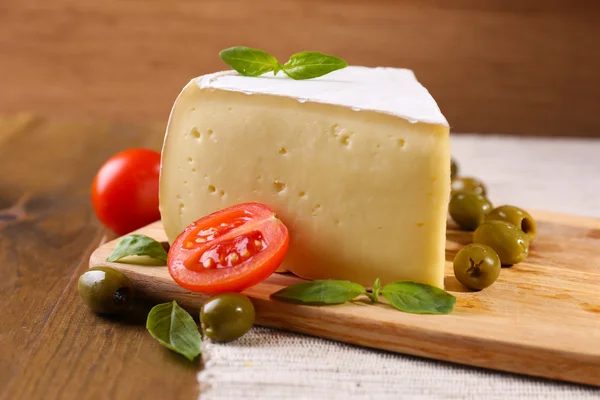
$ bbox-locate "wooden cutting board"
[89,210,600,386]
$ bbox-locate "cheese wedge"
[160,66,450,288]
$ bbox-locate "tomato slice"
[168,202,289,293]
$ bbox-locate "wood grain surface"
[90,212,600,386]
[0,115,199,400]
[2,0,600,137]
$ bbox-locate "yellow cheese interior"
[160,82,450,288]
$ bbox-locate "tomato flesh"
[168,203,289,293]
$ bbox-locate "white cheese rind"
[160,68,450,288]
[196,66,448,127]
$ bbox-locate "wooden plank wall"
[1,0,599,136]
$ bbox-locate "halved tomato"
[168,203,289,293]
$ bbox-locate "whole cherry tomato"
[92,148,161,235]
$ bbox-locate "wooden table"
[0,115,198,400]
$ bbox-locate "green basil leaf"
[146,301,202,361]
[282,51,348,80]
[220,46,280,77]
[381,282,456,315]
[107,234,168,263]
[367,277,381,303]
[271,280,366,305]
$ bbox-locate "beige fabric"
[198,135,600,399]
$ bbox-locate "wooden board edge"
[88,249,600,387]
[88,212,600,387]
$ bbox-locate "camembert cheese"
[160,66,450,288]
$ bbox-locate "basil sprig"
[107,234,168,263]
[281,51,348,80]
[146,301,202,361]
[220,46,348,80]
[366,278,381,303]
[271,278,456,315]
[381,282,456,315]
[218,46,281,77]
[271,280,366,305]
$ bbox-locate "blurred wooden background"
[1,0,599,136]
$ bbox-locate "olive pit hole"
[113,287,132,307]
[467,257,483,278]
[521,218,533,234]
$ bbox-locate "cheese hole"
[298,191,306,198]
[273,181,287,193]
[207,129,213,136]
[340,134,351,146]
[192,168,197,172]
[191,128,201,139]
[187,157,193,164]
[329,124,340,136]
[278,147,288,155]
[311,204,321,216]
[416,222,425,227]
[208,185,216,193]
[398,139,406,148]
[257,175,262,181]
[219,189,226,198]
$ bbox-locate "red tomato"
[168,203,289,293]
[91,148,161,235]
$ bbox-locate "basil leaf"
[271,280,366,305]
[107,234,168,263]
[282,51,348,80]
[367,277,381,303]
[381,282,456,315]
[146,301,202,361]
[220,46,280,77]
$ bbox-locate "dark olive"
[451,158,459,180]
[78,267,134,314]
[200,293,255,343]
[473,221,530,265]
[449,191,493,231]
[451,176,487,196]
[453,243,501,290]
[485,205,537,241]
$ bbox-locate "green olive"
[451,176,487,196]
[473,221,530,265]
[78,267,134,314]
[200,293,255,343]
[453,243,501,290]
[485,205,537,241]
[449,191,493,231]
[451,158,459,180]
